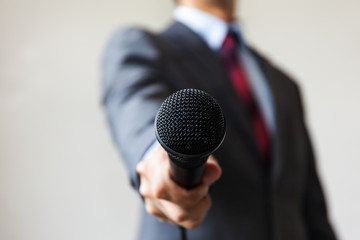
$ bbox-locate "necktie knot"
[221,31,240,57]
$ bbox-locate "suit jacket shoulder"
[102,26,173,190]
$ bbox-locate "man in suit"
[102,0,337,239]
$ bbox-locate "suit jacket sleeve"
[101,27,171,190]
[295,86,337,240]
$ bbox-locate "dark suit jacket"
[102,22,337,240]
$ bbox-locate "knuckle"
[145,202,159,216]
[186,220,201,230]
[181,190,198,205]
[173,210,187,223]
[194,185,209,199]
[136,161,145,174]
[184,190,196,201]
[139,183,150,198]
[204,195,212,210]
[153,183,167,199]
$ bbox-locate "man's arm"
[101,27,222,229]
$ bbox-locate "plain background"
[0,0,359,239]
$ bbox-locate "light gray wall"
[0,0,359,239]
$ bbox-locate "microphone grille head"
[155,89,226,156]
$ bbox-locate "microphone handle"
[168,153,207,189]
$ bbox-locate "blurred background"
[0,0,359,239]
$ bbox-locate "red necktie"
[220,31,270,161]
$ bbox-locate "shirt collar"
[174,6,245,51]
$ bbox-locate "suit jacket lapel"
[251,49,288,186]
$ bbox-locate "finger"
[136,159,147,176]
[180,194,211,229]
[165,178,209,208]
[137,144,168,177]
[139,167,170,200]
[160,194,212,229]
[145,198,179,226]
[148,153,208,206]
[138,147,172,199]
[202,155,222,186]
[151,173,171,200]
[163,156,220,207]
[144,199,167,219]
[139,175,151,198]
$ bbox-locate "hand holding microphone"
[136,146,221,229]
[136,89,225,229]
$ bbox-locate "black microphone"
[155,89,226,189]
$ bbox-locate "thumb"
[202,155,222,186]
